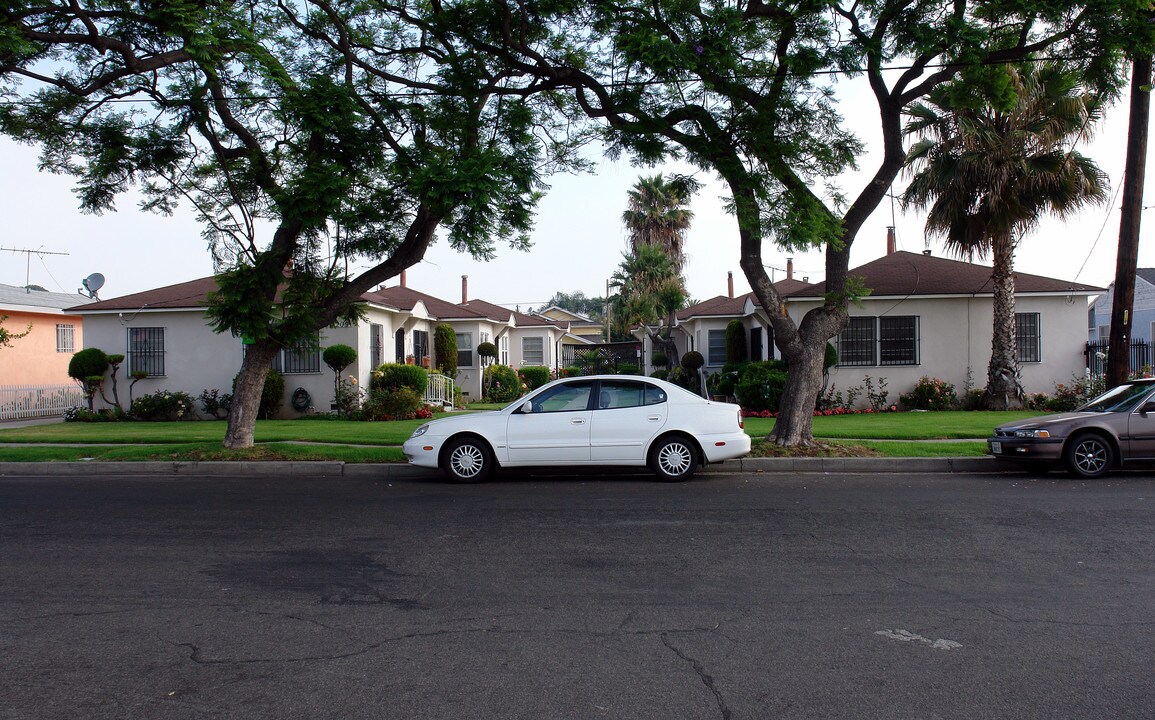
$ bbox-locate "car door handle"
[571,418,586,425]
[647,415,662,421]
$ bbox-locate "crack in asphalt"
[661,633,731,720]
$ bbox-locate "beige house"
[650,251,1102,402]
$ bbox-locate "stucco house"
[649,250,1102,401]
[1,282,94,385]
[1,283,94,418]
[68,273,570,416]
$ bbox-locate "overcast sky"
[1,82,1147,310]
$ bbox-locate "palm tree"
[610,244,687,362]
[903,62,1109,409]
[622,174,702,274]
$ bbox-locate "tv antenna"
[1,246,69,291]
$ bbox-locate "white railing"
[425,373,455,409]
[0,384,85,420]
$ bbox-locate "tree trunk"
[983,233,1024,409]
[223,339,279,449]
[767,340,825,445]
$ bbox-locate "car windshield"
[1080,382,1155,413]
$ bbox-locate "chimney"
[886,226,896,255]
[786,257,794,280]
[400,269,407,288]
[727,271,734,299]
[461,274,469,303]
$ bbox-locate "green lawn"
[0,409,1040,462]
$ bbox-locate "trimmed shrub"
[650,351,670,368]
[477,341,498,364]
[736,361,788,413]
[371,362,429,395]
[899,376,958,411]
[131,390,195,421]
[323,344,357,373]
[362,386,424,420]
[484,364,522,403]
[259,369,285,419]
[434,324,458,377]
[680,350,705,371]
[725,320,747,363]
[68,347,109,411]
[520,365,550,390]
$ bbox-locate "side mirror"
[518,401,534,414]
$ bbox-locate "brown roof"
[364,284,488,320]
[787,251,1102,298]
[65,277,219,312]
[676,278,810,321]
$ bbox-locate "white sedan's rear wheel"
[650,434,698,482]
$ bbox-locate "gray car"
[988,378,1155,478]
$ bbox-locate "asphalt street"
[2,469,1154,719]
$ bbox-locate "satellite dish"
[81,273,105,299]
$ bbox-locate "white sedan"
[403,375,751,482]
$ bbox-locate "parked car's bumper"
[987,437,1064,462]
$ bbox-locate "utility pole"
[1107,54,1152,387]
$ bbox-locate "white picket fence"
[425,373,455,409]
[0,384,85,420]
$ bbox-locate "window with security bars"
[837,317,877,366]
[269,333,321,374]
[56,324,75,353]
[879,316,919,366]
[128,327,165,376]
[1015,312,1041,363]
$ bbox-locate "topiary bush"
[519,365,550,389]
[371,362,429,395]
[736,361,788,413]
[68,347,109,411]
[650,351,670,368]
[477,341,498,365]
[680,350,705,371]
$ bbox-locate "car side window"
[532,382,593,413]
[595,381,666,410]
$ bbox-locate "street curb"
[0,456,1019,478]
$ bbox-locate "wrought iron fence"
[1085,340,1152,379]
[0,384,85,420]
[561,342,643,373]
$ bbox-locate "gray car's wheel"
[1064,433,1113,479]
[650,434,698,482]
[441,436,493,483]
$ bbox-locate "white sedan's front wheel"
[441,436,493,483]
[650,435,698,482]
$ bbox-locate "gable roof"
[787,251,1103,298]
[0,283,96,312]
[365,284,489,320]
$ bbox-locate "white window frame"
[522,336,545,366]
[56,323,75,353]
